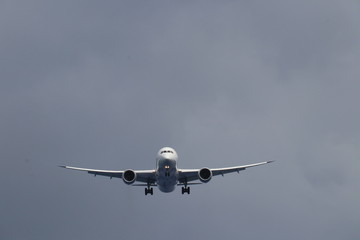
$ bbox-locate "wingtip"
[267,160,275,164]
[58,165,67,168]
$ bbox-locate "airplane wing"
[178,161,274,183]
[59,166,156,183]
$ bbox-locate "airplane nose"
[162,154,172,161]
[160,157,175,166]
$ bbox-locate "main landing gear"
[181,180,190,194]
[145,187,153,195]
[145,181,153,195]
[181,186,190,194]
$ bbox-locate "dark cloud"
[1,1,359,239]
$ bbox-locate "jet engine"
[198,168,212,183]
[122,169,136,184]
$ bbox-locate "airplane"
[60,147,273,195]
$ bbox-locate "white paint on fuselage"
[156,147,179,192]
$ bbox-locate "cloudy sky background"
[1,1,359,239]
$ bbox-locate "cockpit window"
[160,150,173,154]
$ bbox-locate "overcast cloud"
[1,1,359,239]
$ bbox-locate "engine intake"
[198,168,212,183]
[122,169,136,184]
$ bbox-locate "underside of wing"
[178,169,201,183]
[178,161,273,183]
[133,170,157,184]
[60,166,156,183]
[211,161,273,176]
[60,166,123,178]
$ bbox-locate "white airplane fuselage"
[155,147,179,193]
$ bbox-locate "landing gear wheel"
[181,186,190,194]
[145,187,153,195]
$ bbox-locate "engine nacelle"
[122,169,136,184]
[198,168,212,183]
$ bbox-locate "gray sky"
[1,1,359,239]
